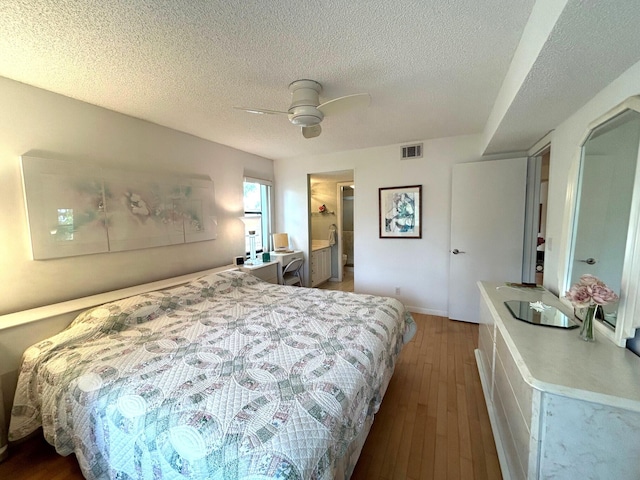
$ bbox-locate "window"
[56,208,74,241]
[243,177,273,255]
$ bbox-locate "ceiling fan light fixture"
[237,79,370,138]
[288,105,323,127]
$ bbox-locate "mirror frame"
[563,96,640,347]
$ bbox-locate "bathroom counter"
[311,240,331,252]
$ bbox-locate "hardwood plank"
[392,360,424,478]
[406,402,428,479]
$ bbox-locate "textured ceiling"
[1,1,639,160]
[484,0,640,154]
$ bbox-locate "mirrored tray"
[504,300,578,329]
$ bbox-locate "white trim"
[405,306,448,317]
[527,131,553,157]
[523,157,541,284]
[243,176,273,186]
[0,265,236,333]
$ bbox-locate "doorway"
[523,147,550,285]
[537,150,550,284]
[337,181,355,282]
[308,170,354,289]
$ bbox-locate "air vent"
[401,143,423,159]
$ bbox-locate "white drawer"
[272,251,304,266]
[240,262,278,284]
[494,344,531,477]
[493,379,527,480]
[495,327,532,429]
[477,323,494,399]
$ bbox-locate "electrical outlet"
[395,286,401,295]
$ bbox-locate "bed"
[8,270,416,479]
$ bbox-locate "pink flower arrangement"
[564,274,619,308]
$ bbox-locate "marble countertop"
[479,281,640,412]
[311,240,331,252]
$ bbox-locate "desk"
[239,260,279,284]
[270,251,305,285]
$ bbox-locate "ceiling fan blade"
[317,93,371,116]
[302,125,322,139]
[233,106,288,115]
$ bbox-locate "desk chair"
[281,258,303,286]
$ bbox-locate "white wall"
[0,76,273,315]
[7,55,638,319]
[275,135,482,315]
[275,59,640,316]
[543,58,640,296]
[310,179,339,241]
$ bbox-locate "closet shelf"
[311,211,335,216]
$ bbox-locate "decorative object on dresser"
[378,185,422,238]
[564,274,619,342]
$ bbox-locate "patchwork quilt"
[9,270,416,479]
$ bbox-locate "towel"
[328,224,336,246]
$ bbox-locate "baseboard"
[405,306,448,317]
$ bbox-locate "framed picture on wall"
[379,185,422,238]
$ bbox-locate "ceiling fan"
[235,79,370,138]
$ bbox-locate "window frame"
[243,177,273,256]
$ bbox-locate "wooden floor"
[317,269,355,292]
[0,296,500,480]
[350,314,501,480]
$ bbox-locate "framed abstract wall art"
[379,184,422,238]
[21,156,217,259]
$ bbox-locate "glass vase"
[579,305,597,342]
[248,230,257,264]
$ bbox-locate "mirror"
[567,98,640,345]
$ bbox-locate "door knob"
[578,257,597,265]
[452,249,466,255]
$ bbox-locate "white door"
[448,158,528,323]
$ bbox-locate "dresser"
[477,282,640,480]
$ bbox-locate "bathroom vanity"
[476,281,640,479]
[311,241,332,287]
